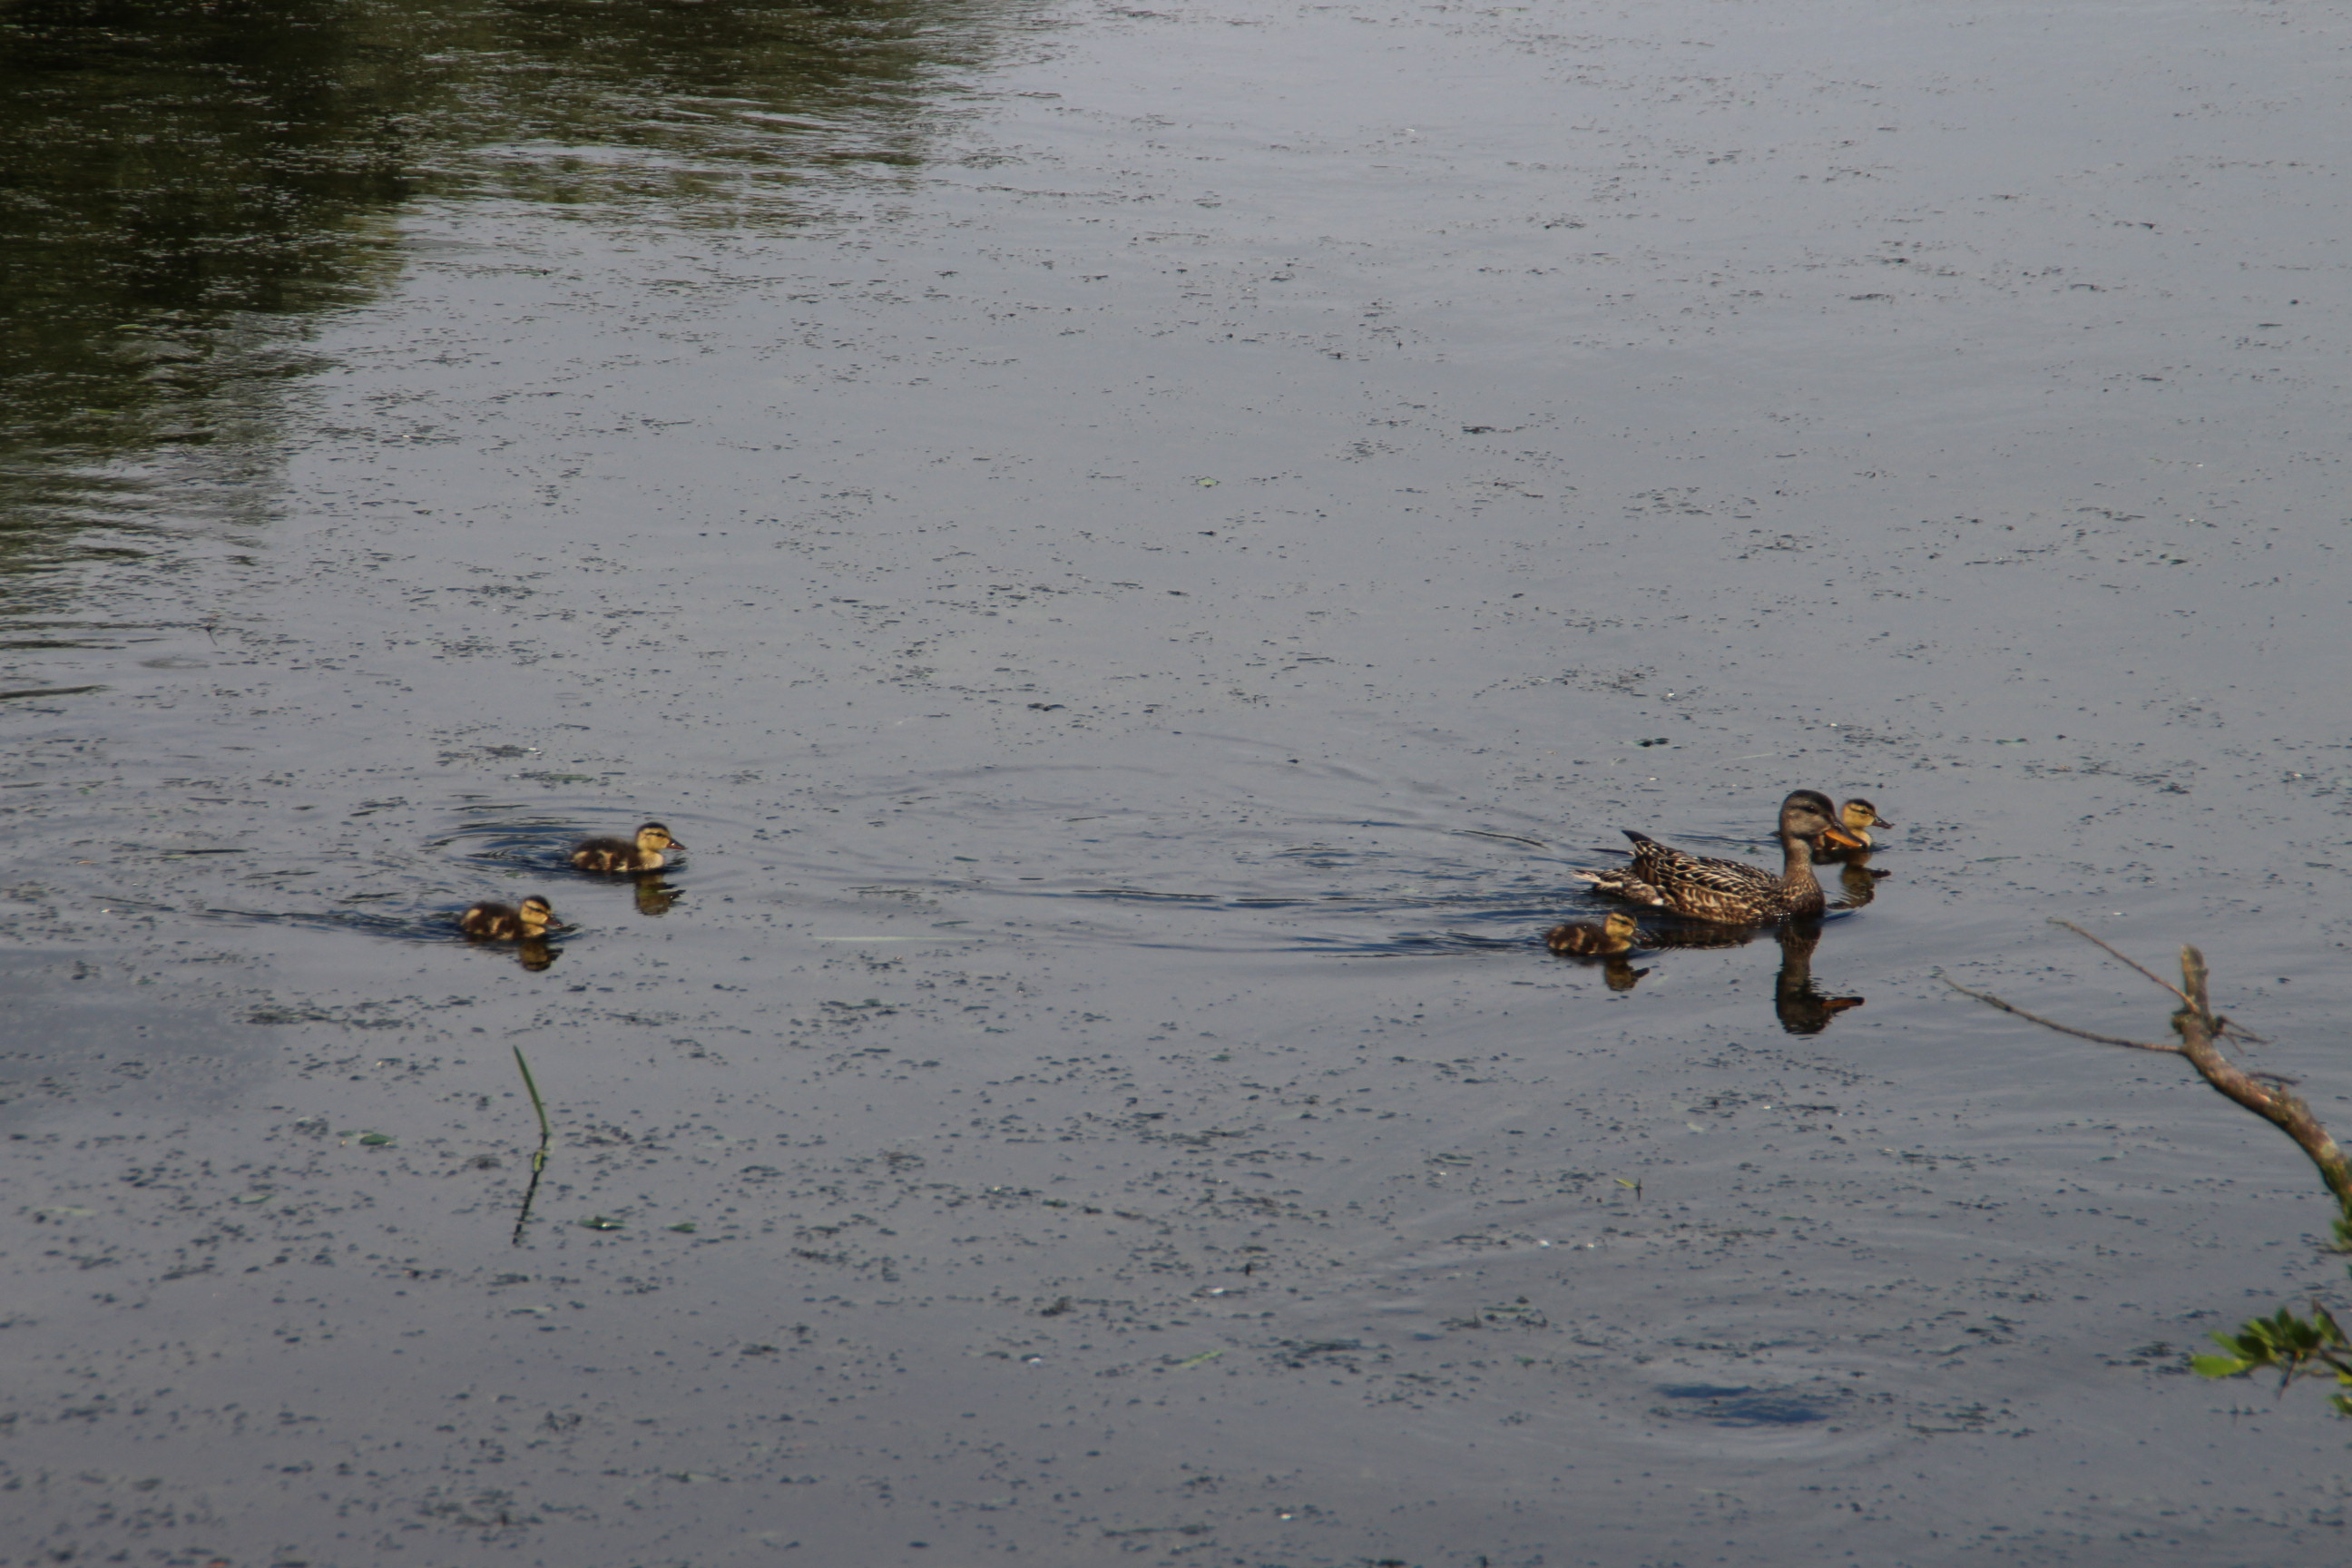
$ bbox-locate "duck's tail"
[1573,867,1669,907]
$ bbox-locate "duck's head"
[517,896,560,934]
[1840,799,1892,832]
[635,822,683,852]
[1782,789,1869,850]
[1603,911,1640,943]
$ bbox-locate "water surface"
[5,0,2351,1563]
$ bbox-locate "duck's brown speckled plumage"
[1575,789,1864,925]
[1545,909,1641,956]
[460,896,559,941]
[572,821,683,874]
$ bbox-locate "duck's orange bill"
[1820,823,1869,850]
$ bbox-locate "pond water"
[5,0,2350,1563]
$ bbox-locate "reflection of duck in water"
[573,822,684,873]
[633,877,681,917]
[1815,799,1894,907]
[1545,910,1649,990]
[1635,917,1865,1034]
[1575,789,1865,924]
[1770,921,1862,1034]
[459,896,560,941]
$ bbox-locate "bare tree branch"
[1935,970,2182,1053]
[2046,918,2190,1004]
[2166,944,2352,1211]
[1954,933,2350,1212]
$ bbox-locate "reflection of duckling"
[460,896,559,941]
[1831,860,1889,909]
[1578,789,1865,924]
[1546,909,1641,956]
[632,877,681,917]
[515,937,558,973]
[572,822,684,873]
[1602,956,1650,992]
[1813,799,1893,862]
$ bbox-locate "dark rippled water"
[5,1,2351,1563]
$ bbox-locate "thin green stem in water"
[511,1045,553,1245]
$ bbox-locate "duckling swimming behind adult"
[572,822,684,873]
[1813,798,1893,861]
[1545,909,1642,956]
[460,895,560,941]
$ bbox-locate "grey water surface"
[5,0,2351,1563]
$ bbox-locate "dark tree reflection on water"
[0,0,1011,583]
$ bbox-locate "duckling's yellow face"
[519,897,557,930]
[635,823,680,851]
[1841,799,1888,830]
[1603,911,1639,940]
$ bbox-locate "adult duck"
[1574,789,1864,924]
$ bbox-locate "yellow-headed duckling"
[1545,909,1642,956]
[460,895,560,941]
[1814,798,1893,861]
[572,821,684,873]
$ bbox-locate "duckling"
[1813,799,1893,862]
[1545,909,1642,956]
[572,821,684,873]
[1839,798,1892,843]
[460,896,560,941]
[1577,789,1867,925]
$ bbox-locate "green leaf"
[2191,1354,2253,1378]
[2310,1304,2347,1346]
[579,1215,623,1231]
[358,1132,394,1146]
